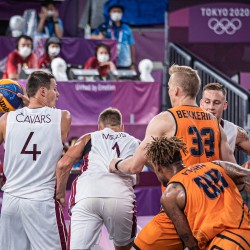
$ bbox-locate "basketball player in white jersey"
[200,83,250,155]
[0,71,71,250]
[56,108,139,250]
[200,83,250,208]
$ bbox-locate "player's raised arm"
[56,134,90,207]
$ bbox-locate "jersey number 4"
[189,126,215,157]
[21,132,41,161]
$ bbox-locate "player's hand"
[57,196,66,208]
[17,84,29,107]
[109,158,121,173]
[17,93,30,107]
[242,160,250,169]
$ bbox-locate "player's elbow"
[56,160,71,174]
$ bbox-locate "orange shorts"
[207,229,250,250]
[133,212,183,250]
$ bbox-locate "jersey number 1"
[112,142,120,157]
[21,132,41,161]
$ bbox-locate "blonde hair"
[169,65,201,98]
[202,83,227,98]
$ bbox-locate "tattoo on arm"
[236,127,250,153]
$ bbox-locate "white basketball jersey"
[222,119,238,152]
[72,128,139,204]
[2,107,63,200]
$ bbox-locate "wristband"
[115,159,123,171]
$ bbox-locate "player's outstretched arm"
[161,183,199,250]
[219,125,236,163]
[213,160,250,194]
[109,112,175,174]
[56,134,90,207]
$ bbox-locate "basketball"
[0,79,24,113]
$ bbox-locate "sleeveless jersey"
[168,106,221,166]
[221,119,238,152]
[168,162,250,249]
[2,107,63,200]
[71,128,140,206]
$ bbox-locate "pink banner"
[189,3,250,42]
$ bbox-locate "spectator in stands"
[3,35,38,80]
[38,36,61,69]
[37,0,63,38]
[84,43,116,80]
[91,4,136,70]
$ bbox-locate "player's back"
[2,106,63,200]
[168,105,221,165]
[169,162,250,249]
[71,128,139,205]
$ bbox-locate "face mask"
[97,54,109,63]
[110,13,122,22]
[48,47,60,56]
[47,10,54,17]
[18,46,32,58]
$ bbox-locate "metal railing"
[167,43,250,164]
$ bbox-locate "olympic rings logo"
[208,18,242,35]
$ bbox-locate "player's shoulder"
[60,109,71,118]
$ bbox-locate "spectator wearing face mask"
[3,35,38,80]
[37,0,63,38]
[84,43,116,80]
[38,36,62,69]
[91,4,136,70]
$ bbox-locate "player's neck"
[28,97,48,109]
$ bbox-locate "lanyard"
[109,21,123,43]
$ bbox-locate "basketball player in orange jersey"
[0,71,71,250]
[146,136,250,250]
[109,65,236,249]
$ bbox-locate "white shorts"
[0,192,67,250]
[69,197,137,249]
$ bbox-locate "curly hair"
[146,136,188,166]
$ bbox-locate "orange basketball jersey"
[168,162,250,250]
[168,105,221,166]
